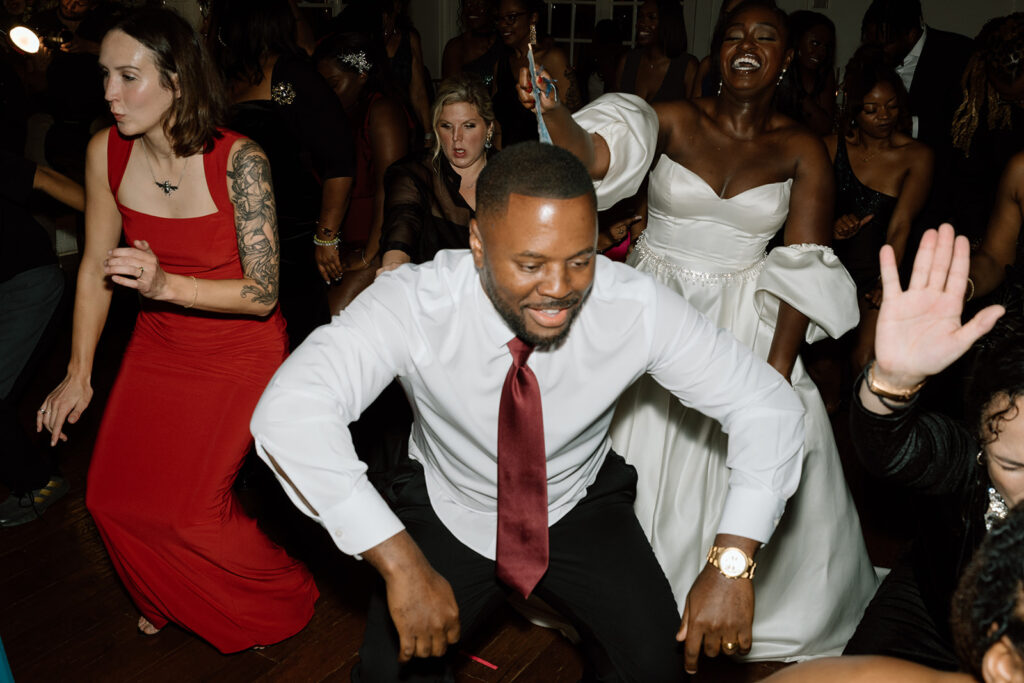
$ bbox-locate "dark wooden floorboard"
[1,271,905,682]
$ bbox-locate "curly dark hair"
[839,44,912,135]
[951,503,1024,679]
[951,13,1024,156]
[966,315,1024,446]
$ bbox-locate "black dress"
[618,49,691,103]
[493,54,539,147]
[843,379,988,670]
[832,135,898,295]
[228,52,355,349]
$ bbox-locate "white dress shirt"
[251,250,805,560]
[896,25,927,139]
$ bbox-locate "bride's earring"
[529,22,537,45]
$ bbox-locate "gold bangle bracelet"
[867,361,926,401]
[183,275,198,309]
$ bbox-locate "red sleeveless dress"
[85,128,318,653]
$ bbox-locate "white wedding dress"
[577,94,878,661]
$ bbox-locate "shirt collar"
[900,24,927,69]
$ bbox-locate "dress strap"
[204,129,243,214]
[106,127,133,200]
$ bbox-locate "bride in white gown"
[521,1,877,663]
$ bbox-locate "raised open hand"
[873,224,1004,389]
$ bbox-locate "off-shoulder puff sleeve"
[754,244,859,343]
[572,93,658,211]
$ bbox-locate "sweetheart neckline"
[654,154,793,201]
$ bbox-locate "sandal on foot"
[137,616,162,636]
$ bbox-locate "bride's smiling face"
[718,6,792,95]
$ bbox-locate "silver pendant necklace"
[140,139,188,196]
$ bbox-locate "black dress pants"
[353,452,685,682]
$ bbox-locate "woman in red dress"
[36,8,317,653]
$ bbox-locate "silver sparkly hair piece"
[338,50,372,75]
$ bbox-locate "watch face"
[719,548,747,577]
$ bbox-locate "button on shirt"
[251,250,806,560]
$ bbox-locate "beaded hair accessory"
[338,50,372,75]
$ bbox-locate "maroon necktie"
[495,337,549,598]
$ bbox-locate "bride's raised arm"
[516,67,658,211]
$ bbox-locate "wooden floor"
[0,282,904,682]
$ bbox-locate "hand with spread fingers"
[103,239,167,299]
[872,223,1005,392]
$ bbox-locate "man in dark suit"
[861,0,973,154]
[861,0,973,266]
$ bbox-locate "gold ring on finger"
[723,642,735,651]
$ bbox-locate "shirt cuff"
[319,477,406,556]
[715,484,787,545]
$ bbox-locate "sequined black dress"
[833,136,898,295]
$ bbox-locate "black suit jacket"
[908,27,974,153]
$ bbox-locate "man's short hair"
[476,142,596,222]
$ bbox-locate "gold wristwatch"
[707,546,756,579]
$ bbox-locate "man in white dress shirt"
[251,142,806,680]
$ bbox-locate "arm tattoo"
[228,140,280,306]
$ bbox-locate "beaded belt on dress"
[632,232,766,286]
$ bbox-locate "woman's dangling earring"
[717,78,723,96]
[977,450,985,466]
[529,23,537,46]
[777,67,787,86]
[485,129,493,150]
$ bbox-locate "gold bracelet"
[965,277,975,303]
[183,275,198,309]
[867,360,926,401]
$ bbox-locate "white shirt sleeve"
[643,278,806,544]
[573,93,659,211]
[250,281,414,556]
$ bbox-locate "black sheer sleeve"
[381,160,431,260]
[850,375,978,496]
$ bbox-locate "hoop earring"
[777,67,787,86]
[717,78,723,96]
[977,450,985,466]
[529,23,537,45]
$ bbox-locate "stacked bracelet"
[313,234,340,247]
[183,275,199,309]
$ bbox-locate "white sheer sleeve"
[754,244,859,343]
[572,93,658,211]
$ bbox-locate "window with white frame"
[544,0,643,65]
